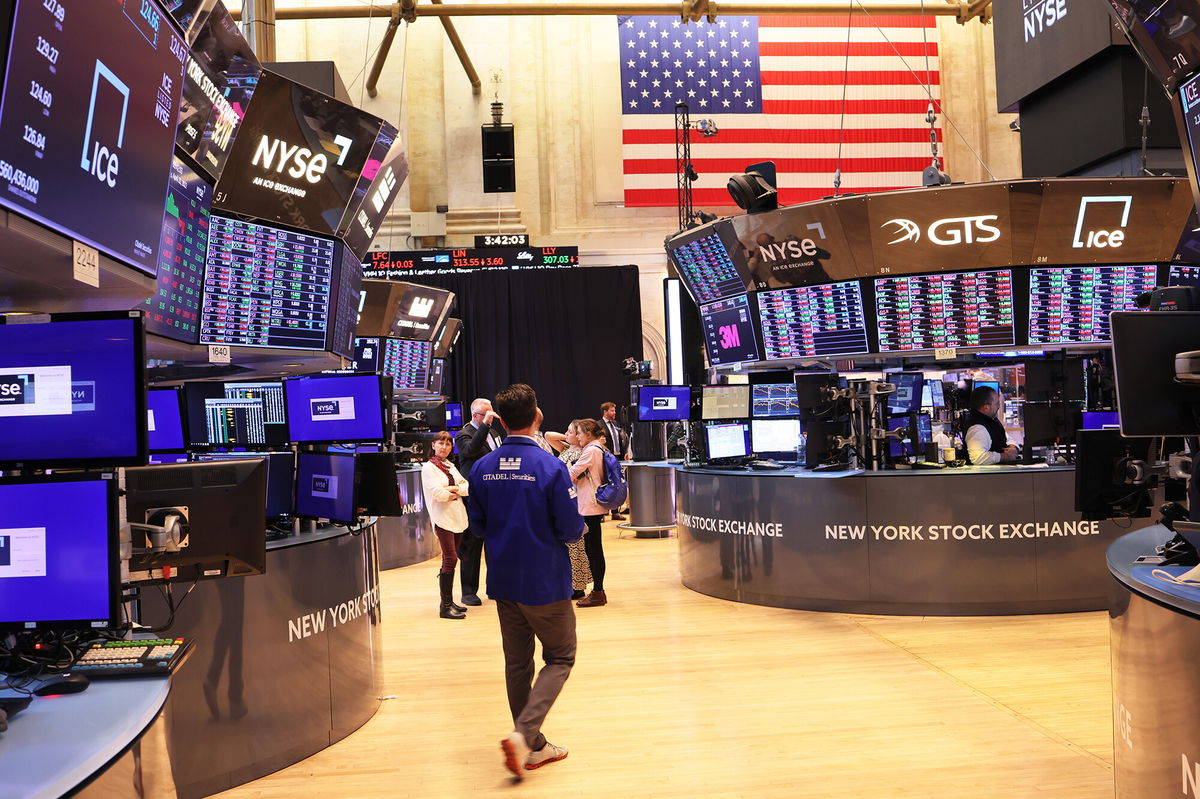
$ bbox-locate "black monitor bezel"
[0,472,121,631]
[635,385,693,423]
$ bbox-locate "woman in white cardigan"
[421,431,470,619]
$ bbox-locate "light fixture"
[685,164,699,183]
[695,119,719,137]
[727,171,778,213]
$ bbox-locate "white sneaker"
[500,731,531,779]
[525,741,569,770]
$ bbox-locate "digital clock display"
[0,0,186,273]
[475,233,529,248]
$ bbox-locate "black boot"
[445,569,467,613]
[439,572,465,619]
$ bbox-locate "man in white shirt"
[964,386,1019,465]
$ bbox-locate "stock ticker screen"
[382,337,433,391]
[1028,265,1156,344]
[143,156,211,343]
[667,229,751,304]
[699,295,760,366]
[756,281,870,360]
[199,215,335,350]
[0,0,187,272]
[875,269,1015,352]
[328,244,363,358]
[1169,264,1200,287]
[751,384,800,418]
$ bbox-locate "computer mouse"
[33,674,90,697]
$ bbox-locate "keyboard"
[73,638,193,679]
[748,459,787,470]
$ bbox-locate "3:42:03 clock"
[474,234,529,248]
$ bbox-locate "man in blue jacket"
[468,383,584,780]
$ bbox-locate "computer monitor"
[636,386,691,422]
[0,311,147,469]
[974,380,1000,393]
[395,398,447,431]
[1082,411,1121,429]
[887,415,913,460]
[887,373,925,415]
[428,358,446,395]
[124,460,268,583]
[751,384,800,419]
[395,432,437,464]
[1023,403,1082,447]
[223,379,289,447]
[0,474,121,631]
[751,419,802,460]
[149,452,191,464]
[1075,429,1154,520]
[921,380,945,409]
[193,452,296,520]
[1023,361,1084,402]
[915,414,933,446]
[1111,311,1200,436]
[295,452,358,525]
[284,373,391,443]
[703,421,752,462]
[355,452,404,516]
[795,372,840,420]
[700,385,751,420]
[148,388,187,453]
[446,402,463,429]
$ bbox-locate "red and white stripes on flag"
[620,15,943,208]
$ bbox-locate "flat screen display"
[383,337,433,391]
[875,269,1016,353]
[0,313,146,468]
[700,295,760,366]
[666,224,754,304]
[428,358,445,395]
[199,214,337,350]
[888,373,925,415]
[284,373,387,443]
[433,318,462,358]
[757,281,870,360]
[446,401,462,429]
[921,380,946,408]
[1106,0,1200,93]
[212,70,384,235]
[352,336,382,372]
[295,452,356,524]
[0,0,187,273]
[1028,265,1156,344]
[147,387,185,452]
[203,397,265,445]
[390,283,454,341]
[1083,410,1121,429]
[142,156,211,343]
[194,451,294,518]
[224,379,287,446]
[1168,263,1200,287]
[337,121,407,260]
[700,385,750,421]
[635,385,691,422]
[175,2,260,180]
[704,421,751,461]
[0,475,119,630]
[751,419,801,457]
[328,243,363,359]
[752,384,800,418]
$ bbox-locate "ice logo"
[80,60,129,188]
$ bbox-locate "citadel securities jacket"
[467,436,584,605]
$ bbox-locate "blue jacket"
[467,436,584,605]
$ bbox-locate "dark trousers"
[496,598,576,750]
[583,514,606,591]
[458,528,484,596]
[434,527,463,573]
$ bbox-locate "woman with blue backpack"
[567,418,627,608]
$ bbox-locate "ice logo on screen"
[0,374,34,406]
[80,61,130,189]
[652,396,678,410]
[310,396,356,421]
[1072,196,1132,249]
[311,475,338,499]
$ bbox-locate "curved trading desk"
[377,466,438,569]
[1108,526,1200,799]
[676,464,1154,615]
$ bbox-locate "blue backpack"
[594,449,628,510]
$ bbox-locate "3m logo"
[653,396,678,410]
[499,457,522,471]
[883,216,1001,246]
[1072,196,1132,249]
[309,396,356,421]
[311,475,338,499]
[409,297,435,319]
[0,374,33,406]
[80,60,130,188]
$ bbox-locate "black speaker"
[481,124,515,160]
[483,160,516,193]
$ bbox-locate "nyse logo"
[1072,195,1132,249]
[310,396,356,421]
[1024,0,1067,42]
[883,215,1001,246]
[311,474,338,499]
[252,135,336,185]
[652,396,678,410]
[0,374,33,406]
[312,400,341,416]
[409,297,435,319]
[80,61,130,188]
[758,238,818,262]
[499,457,522,471]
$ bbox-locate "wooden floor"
[217,520,1117,799]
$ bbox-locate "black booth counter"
[672,463,1154,615]
[376,465,438,569]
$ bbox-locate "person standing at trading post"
[599,402,629,520]
[455,397,505,605]
[420,431,470,620]
[467,384,583,780]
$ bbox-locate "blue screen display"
[149,452,190,464]
[295,452,356,523]
[284,374,386,443]
[148,389,186,452]
[1083,411,1121,429]
[0,317,144,466]
[0,478,115,628]
[888,373,924,416]
[446,402,463,429]
[637,386,691,422]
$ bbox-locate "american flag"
[619,14,943,208]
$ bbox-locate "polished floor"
[217,521,1116,798]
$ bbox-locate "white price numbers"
[42,0,65,23]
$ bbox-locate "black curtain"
[406,265,643,433]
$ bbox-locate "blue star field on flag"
[618,15,763,114]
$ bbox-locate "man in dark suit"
[455,397,507,604]
[599,402,629,521]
